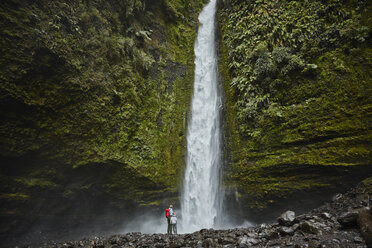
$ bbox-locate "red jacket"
[165,208,170,218]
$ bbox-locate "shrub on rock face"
[278,210,296,226]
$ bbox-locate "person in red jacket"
[165,205,173,234]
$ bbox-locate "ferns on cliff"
[219,0,372,208]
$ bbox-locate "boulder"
[247,237,260,245]
[278,211,296,226]
[354,236,363,243]
[237,236,249,248]
[337,211,359,227]
[300,221,319,234]
[237,236,259,247]
[358,207,372,247]
[332,193,343,201]
[280,224,299,235]
[321,212,332,220]
[196,240,203,248]
[202,238,214,247]
[219,237,235,245]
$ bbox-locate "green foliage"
[218,0,372,208]
[0,0,208,229]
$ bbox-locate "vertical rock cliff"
[0,0,207,244]
[218,0,372,220]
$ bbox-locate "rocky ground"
[22,178,372,248]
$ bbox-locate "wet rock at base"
[202,238,215,247]
[280,224,299,235]
[354,236,364,243]
[265,230,280,240]
[278,210,296,226]
[300,221,319,234]
[247,237,260,245]
[321,212,332,220]
[358,207,372,247]
[337,211,359,227]
[332,193,343,201]
[237,236,259,247]
[237,236,249,248]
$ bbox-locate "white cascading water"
[180,0,223,233]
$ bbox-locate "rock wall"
[0,0,207,243]
[217,0,372,217]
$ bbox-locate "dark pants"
[167,218,172,234]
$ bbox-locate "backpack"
[165,208,170,218]
[170,216,177,224]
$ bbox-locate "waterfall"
[180,0,223,233]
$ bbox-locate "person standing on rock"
[170,211,178,235]
[165,205,173,234]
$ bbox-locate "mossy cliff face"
[218,0,372,216]
[0,0,207,242]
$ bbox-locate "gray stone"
[247,237,259,245]
[321,212,332,219]
[354,236,363,243]
[337,211,359,227]
[266,230,280,240]
[332,193,343,201]
[196,240,203,248]
[280,224,299,235]
[308,240,320,248]
[202,238,214,247]
[220,237,235,245]
[358,208,372,247]
[247,232,258,238]
[285,240,293,246]
[238,236,249,248]
[278,210,296,226]
[300,221,319,234]
[332,239,340,244]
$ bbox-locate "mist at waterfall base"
[120,203,254,235]
[122,0,254,234]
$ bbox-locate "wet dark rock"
[219,237,235,245]
[278,210,296,226]
[237,236,249,248]
[300,221,319,234]
[202,238,214,247]
[265,230,280,240]
[280,224,299,235]
[247,237,260,245]
[321,212,332,219]
[333,193,344,201]
[358,208,372,247]
[337,211,359,227]
[308,240,320,248]
[355,236,364,243]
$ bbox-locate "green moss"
[0,2,209,233]
[0,193,30,200]
[218,0,372,209]
[14,177,58,188]
[361,177,372,191]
